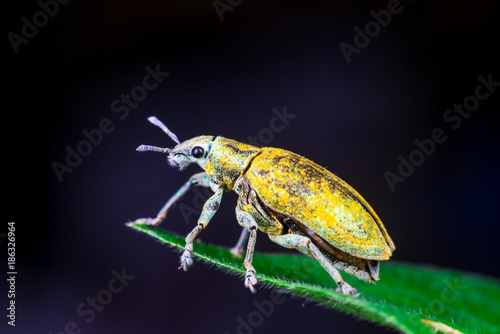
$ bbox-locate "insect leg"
[133,172,211,226]
[268,233,360,297]
[235,207,259,293]
[179,186,223,271]
[230,228,249,258]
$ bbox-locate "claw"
[244,266,258,293]
[230,246,244,259]
[179,250,193,271]
[336,282,360,297]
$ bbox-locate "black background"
[4,1,500,333]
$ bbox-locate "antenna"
[136,145,172,154]
[147,116,180,145]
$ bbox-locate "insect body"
[133,116,395,296]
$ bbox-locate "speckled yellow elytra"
[132,116,395,296]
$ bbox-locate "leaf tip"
[125,221,141,230]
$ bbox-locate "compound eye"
[191,146,205,158]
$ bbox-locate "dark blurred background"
[4,0,500,333]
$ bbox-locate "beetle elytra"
[132,116,395,296]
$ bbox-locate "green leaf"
[128,223,500,334]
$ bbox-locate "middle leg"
[235,207,259,293]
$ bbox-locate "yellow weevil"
[132,116,395,296]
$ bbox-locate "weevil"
[132,116,395,296]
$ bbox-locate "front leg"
[134,172,211,226]
[180,185,223,271]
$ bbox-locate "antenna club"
[146,116,181,145]
[136,145,148,152]
[147,116,161,125]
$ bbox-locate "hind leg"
[230,228,249,258]
[268,233,359,297]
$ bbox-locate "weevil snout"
[137,135,215,171]
[167,152,181,169]
[135,116,215,171]
[167,149,190,170]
